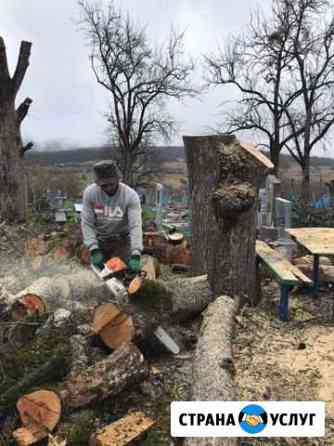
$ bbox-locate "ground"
[0,224,334,445]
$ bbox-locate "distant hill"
[26,146,185,166]
[25,144,334,168]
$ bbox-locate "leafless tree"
[78,0,196,186]
[0,37,33,222]
[281,0,334,199]
[205,0,334,188]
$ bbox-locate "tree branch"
[16,97,33,125]
[0,36,10,82]
[20,141,34,158]
[12,41,32,95]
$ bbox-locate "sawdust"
[235,281,334,445]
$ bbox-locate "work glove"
[90,249,105,269]
[128,255,142,273]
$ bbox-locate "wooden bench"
[256,240,313,321]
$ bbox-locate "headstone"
[55,210,67,223]
[154,183,164,229]
[265,174,281,226]
[275,197,292,231]
[274,197,296,259]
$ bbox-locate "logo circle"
[238,404,268,434]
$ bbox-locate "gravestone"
[273,197,296,260]
[154,183,164,229]
[275,197,292,230]
[265,174,281,226]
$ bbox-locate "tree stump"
[183,135,223,274]
[185,136,272,303]
[207,139,272,303]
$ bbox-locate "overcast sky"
[2,0,273,150]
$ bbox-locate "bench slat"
[256,240,303,285]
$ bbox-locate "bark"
[10,270,109,314]
[0,37,32,222]
[206,138,270,304]
[301,155,311,202]
[58,342,149,408]
[8,271,211,324]
[183,135,222,274]
[184,295,239,446]
[270,141,280,176]
[5,272,212,354]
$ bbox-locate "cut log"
[93,303,135,350]
[90,412,155,446]
[9,270,107,318]
[17,390,61,430]
[9,256,157,320]
[13,424,48,446]
[13,390,61,446]
[167,232,184,245]
[184,295,240,446]
[8,273,212,350]
[48,434,67,446]
[59,342,149,409]
[141,254,157,280]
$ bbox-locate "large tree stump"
[184,135,273,303]
[207,139,272,303]
[183,135,222,274]
[184,295,240,446]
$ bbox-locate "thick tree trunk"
[8,271,211,323]
[58,342,149,408]
[183,135,222,274]
[270,141,280,176]
[10,270,108,314]
[0,101,27,221]
[184,295,240,446]
[201,137,271,304]
[0,37,32,222]
[301,155,311,202]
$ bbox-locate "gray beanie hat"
[93,160,122,180]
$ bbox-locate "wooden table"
[287,228,334,295]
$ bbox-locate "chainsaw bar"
[153,326,180,355]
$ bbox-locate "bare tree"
[205,0,334,183]
[205,2,302,175]
[0,37,33,222]
[79,0,196,186]
[281,0,334,199]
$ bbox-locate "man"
[81,160,143,272]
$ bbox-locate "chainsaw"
[91,256,180,354]
[91,256,147,301]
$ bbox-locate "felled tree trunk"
[184,295,240,446]
[9,271,211,324]
[58,342,149,409]
[183,135,222,274]
[0,37,33,222]
[9,270,108,316]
